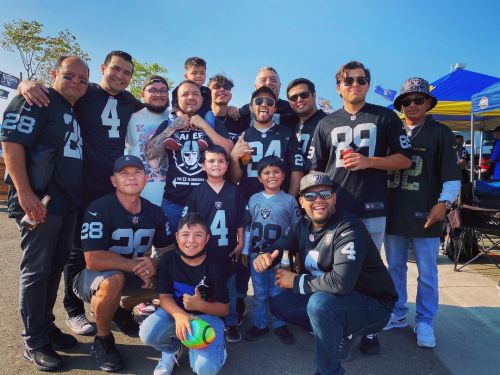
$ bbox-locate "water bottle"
[20,195,51,230]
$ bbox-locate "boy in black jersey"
[254,172,396,375]
[73,155,173,372]
[139,213,229,375]
[184,145,247,342]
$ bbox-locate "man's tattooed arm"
[145,115,190,160]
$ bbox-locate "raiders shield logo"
[215,201,222,209]
[260,208,272,220]
[310,173,321,183]
[309,234,315,242]
[325,233,333,245]
[132,216,139,224]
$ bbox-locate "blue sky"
[1,0,499,115]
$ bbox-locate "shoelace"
[73,315,90,327]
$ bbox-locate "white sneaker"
[414,322,436,348]
[383,313,408,331]
[66,314,95,335]
[154,345,183,375]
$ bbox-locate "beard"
[145,103,168,114]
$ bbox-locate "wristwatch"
[438,200,453,210]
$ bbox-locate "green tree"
[0,19,89,83]
[128,58,174,100]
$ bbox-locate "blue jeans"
[225,274,238,326]
[139,307,226,375]
[250,253,285,329]
[161,199,184,232]
[361,216,386,252]
[271,291,390,375]
[384,234,440,325]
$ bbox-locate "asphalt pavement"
[0,206,499,375]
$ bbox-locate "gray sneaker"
[66,314,95,335]
[339,334,358,362]
[154,345,183,375]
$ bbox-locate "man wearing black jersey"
[309,60,412,354]
[253,172,396,375]
[73,155,173,371]
[385,78,461,348]
[19,51,144,337]
[287,78,327,170]
[145,80,232,231]
[1,56,88,371]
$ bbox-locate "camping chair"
[446,181,500,271]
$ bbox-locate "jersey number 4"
[101,97,120,138]
[211,210,229,246]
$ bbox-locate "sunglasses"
[253,97,275,106]
[289,91,311,102]
[342,77,368,86]
[212,83,233,91]
[401,96,426,107]
[302,189,334,202]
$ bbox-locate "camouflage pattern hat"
[394,77,437,112]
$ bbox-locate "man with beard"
[145,80,232,230]
[126,75,171,206]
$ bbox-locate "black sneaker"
[91,334,123,372]
[48,327,78,349]
[236,298,246,326]
[274,325,295,345]
[112,307,139,336]
[244,325,269,341]
[339,334,358,362]
[359,333,380,355]
[226,326,242,343]
[23,344,62,371]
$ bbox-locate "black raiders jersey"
[386,117,461,238]
[1,90,83,214]
[239,99,300,130]
[216,115,248,144]
[268,210,397,305]
[157,250,229,314]
[75,83,141,202]
[309,103,412,218]
[238,124,305,200]
[184,181,248,271]
[81,193,172,258]
[295,110,327,169]
[153,119,230,205]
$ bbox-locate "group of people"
[1,52,462,375]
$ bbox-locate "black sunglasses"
[342,77,368,86]
[253,97,275,106]
[212,83,233,91]
[302,189,334,202]
[289,91,311,102]
[401,96,426,107]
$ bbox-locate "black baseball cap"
[141,75,169,91]
[299,172,335,194]
[251,86,277,101]
[113,155,145,173]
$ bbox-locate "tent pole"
[470,114,475,183]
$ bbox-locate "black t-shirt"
[215,115,248,144]
[185,181,248,274]
[239,99,299,131]
[1,90,83,215]
[238,124,305,200]
[152,119,230,205]
[387,117,461,237]
[171,85,212,118]
[81,193,172,258]
[295,110,327,170]
[157,250,229,315]
[309,103,412,218]
[268,209,397,307]
[75,83,141,205]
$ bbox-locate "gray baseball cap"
[299,172,334,194]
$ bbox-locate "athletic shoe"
[414,322,436,348]
[90,334,123,372]
[236,298,247,326]
[66,314,95,335]
[112,306,139,336]
[383,313,408,331]
[48,327,78,349]
[359,333,380,355]
[339,334,357,362]
[274,325,295,345]
[226,326,242,343]
[154,345,182,375]
[23,344,62,371]
[244,326,269,341]
[137,302,156,316]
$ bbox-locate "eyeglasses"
[62,75,88,85]
[302,189,334,202]
[253,97,275,106]
[342,77,368,86]
[212,83,233,91]
[289,91,311,102]
[145,88,168,96]
[401,96,426,107]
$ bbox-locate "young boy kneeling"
[140,213,229,375]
